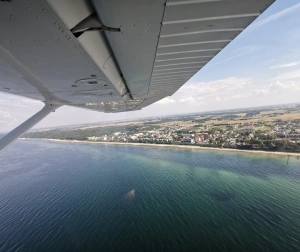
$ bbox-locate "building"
[277,130,291,137]
[182,138,195,144]
[240,126,255,133]
[195,133,208,143]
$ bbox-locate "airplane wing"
[0,0,275,113]
[0,0,275,150]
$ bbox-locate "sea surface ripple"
[0,140,300,251]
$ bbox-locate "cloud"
[215,96,221,102]
[20,98,41,105]
[177,77,252,98]
[176,78,300,106]
[252,88,269,96]
[252,80,300,96]
[214,94,248,102]
[156,97,175,104]
[269,61,300,69]
[230,94,247,100]
[0,93,44,131]
[174,77,252,105]
[0,92,42,109]
[250,3,300,30]
[270,80,300,91]
[179,97,204,105]
[0,111,17,125]
[273,68,300,80]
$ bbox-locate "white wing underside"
[0,0,275,113]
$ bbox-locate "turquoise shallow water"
[0,140,300,252]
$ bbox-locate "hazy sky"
[1,0,300,132]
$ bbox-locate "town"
[24,103,300,153]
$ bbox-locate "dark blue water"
[0,140,300,252]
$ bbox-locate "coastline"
[20,138,300,157]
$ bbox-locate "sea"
[0,140,300,252]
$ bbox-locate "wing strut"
[0,104,61,152]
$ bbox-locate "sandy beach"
[20,138,300,157]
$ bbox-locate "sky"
[1,0,300,132]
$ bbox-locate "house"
[180,134,193,138]
[290,134,300,140]
[195,135,202,143]
[194,133,209,143]
[277,130,291,137]
[240,125,255,133]
[224,140,236,146]
[165,137,173,142]
[134,133,143,137]
[182,138,195,144]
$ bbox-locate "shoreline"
[20,138,300,157]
